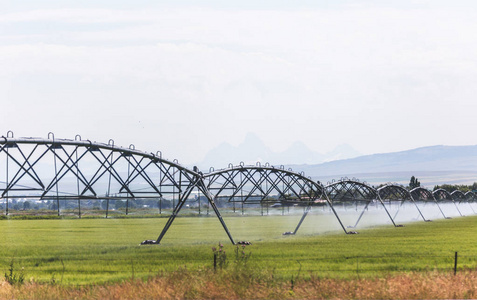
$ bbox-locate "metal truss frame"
[465,191,476,202]
[451,190,472,215]
[451,190,466,204]
[325,178,396,228]
[0,133,233,244]
[410,187,449,219]
[1,132,476,245]
[203,163,348,235]
[155,169,236,244]
[433,189,463,217]
[377,184,429,223]
[464,191,477,214]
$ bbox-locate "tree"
[433,184,469,193]
[23,201,31,210]
[409,176,420,190]
[50,202,58,210]
[115,200,126,209]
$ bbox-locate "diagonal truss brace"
[155,173,235,245]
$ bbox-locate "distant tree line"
[433,183,477,193]
[408,175,477,193]
[0,198,181,211]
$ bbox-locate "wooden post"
[454,252,458,275]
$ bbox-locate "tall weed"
[4,259,25,285]
[3,269,477,299]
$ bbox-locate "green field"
[1,212,477,285]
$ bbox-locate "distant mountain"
[199,140,477,186]
[270,141,325,166]
[323,143,362,162]
[198,133,361,169]
[288,145,477,186]
[199,133,273,169]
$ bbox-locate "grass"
[1,209,477,286]
[3,268,477,299]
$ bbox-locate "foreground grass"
[2,268,477,299]
[1,211,477,284]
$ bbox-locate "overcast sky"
[2,0,477,165]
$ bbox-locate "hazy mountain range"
[198,134,477,187]
[290,145,477,187]
[198,132,361,169]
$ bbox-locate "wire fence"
[1,252,474,284]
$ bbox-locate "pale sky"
[2,0,477,165]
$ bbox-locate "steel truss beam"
[410,187,449,219]
[451,190,466,203]
[0,135,235,244]
[204,163,348,235]
[0,136,194,200]
[464,191,477,214]
[378,184,429,223]
[1,133,475,245]
[325,179,396,229]
[434,188,463,217]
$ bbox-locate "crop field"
[1,206,477,287]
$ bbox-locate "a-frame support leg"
[197,179,235,244]
[155,181,197,244]
[453,200,463,217]
[377,198,399,227]
[435,201,450,219]
[350,201,371,228]
[328,200,349,234]
[290,195,349,235]
[393,201,405,220]
[291,204,311,235]
[155,176,235,245]
[409,197,430,222]
[319,190,349,234]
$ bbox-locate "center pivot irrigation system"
[0,132,476,245]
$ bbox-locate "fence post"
[454,252,458,275]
